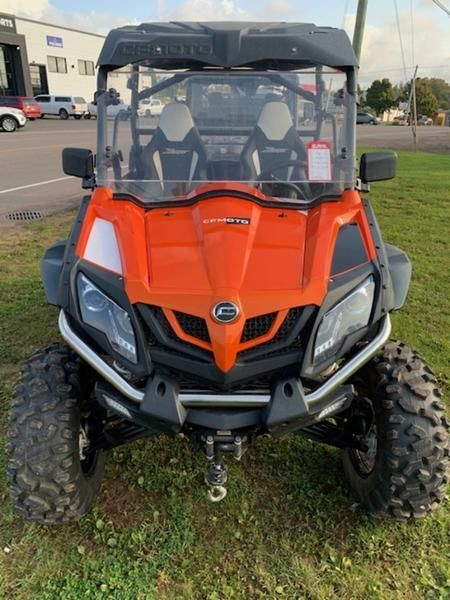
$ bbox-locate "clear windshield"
[96,68,356,205]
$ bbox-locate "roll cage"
[94,22,358,204]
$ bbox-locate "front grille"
[149,306,178,341]
[136,302,315,390]
[174,311,210,342]
[241,312,277,342]
[138,305,213,361]
[238,307,308,360]
[272,308,303,344]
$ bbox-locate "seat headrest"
[158,102,195,142]
[257,101,294,141]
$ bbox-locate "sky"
[1,0,449,85]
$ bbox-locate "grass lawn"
[0,149,448,599]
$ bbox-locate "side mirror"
[360,151,397,183]
[62,147,94,178]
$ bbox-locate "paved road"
[0,119,96,226]
[357,123,450,153]
[0,119,449,228]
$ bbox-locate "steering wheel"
[256,159,311,200]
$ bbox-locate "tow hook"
[203,433,247,502]
[206,459,228,502]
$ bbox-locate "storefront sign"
[46,35,63,48]
[0,13,16,33]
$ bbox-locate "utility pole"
[411,65,419,150]
[352,0,369,62]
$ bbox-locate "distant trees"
[422,78,450,111]
[414,79,439,116]
[364,76,447,117]
[397,78,440,116]
[365,78,396,116]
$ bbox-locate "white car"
[0,107,27,132]
[34,95,88,119]
[418,115,433,126]
[86,100,130,119]
[138,98,164,117]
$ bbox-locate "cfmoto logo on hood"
[212,301,240,323]
[203,217,251,225]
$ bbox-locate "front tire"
[343,341,448,519]
[7,343,105,523]
[0,116,18,132]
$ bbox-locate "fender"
[385,243,412,310]
[41,240,66,306]
[362,199,412,311]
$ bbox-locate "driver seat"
[141,103,207,186]
[241,101,307,181]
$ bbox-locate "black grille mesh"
[238,307,304,359]
[140,306,212,359]
[272,308,303,345]
[150,306,178,341]
[241,312,277,342]
[174,311,210,343]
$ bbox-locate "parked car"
[34,95,88,119]
[86,100,130,119]
[356,111,379,125]
[0,106,27,132]
[418,114,433,126]
[138,98,164,117]
[0,96,41,120]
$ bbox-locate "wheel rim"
[60,110,68,119]
[349,398,378,476]
[79,415,100,474]
[2,117,16,132]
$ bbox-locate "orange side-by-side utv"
[7,22,448,522]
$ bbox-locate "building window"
[47,55,67,73]
[78,59,95,76]
[108,66,132,78]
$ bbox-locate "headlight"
[77,274,137,363]
[314,276,375,363]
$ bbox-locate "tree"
[393,82,408,102]
[421,78,450,110]
[403,78,439,116]
[365,79,396,116]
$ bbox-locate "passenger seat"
[141,103,207,186]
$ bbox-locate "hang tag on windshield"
[307,141,332,182]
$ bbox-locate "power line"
[410,0,415,66]
[393,0,409,81]
[430,0,450,16]
[362,65,450,74]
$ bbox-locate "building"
[0,12,130,102]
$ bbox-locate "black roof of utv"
[97,21,358,71]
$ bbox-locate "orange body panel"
[76,187,376,372]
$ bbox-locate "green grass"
[0,150,449,600]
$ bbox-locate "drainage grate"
[5,210,43,222]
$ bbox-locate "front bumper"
[59,310,391,432]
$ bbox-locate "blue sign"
[46,35,63,48]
